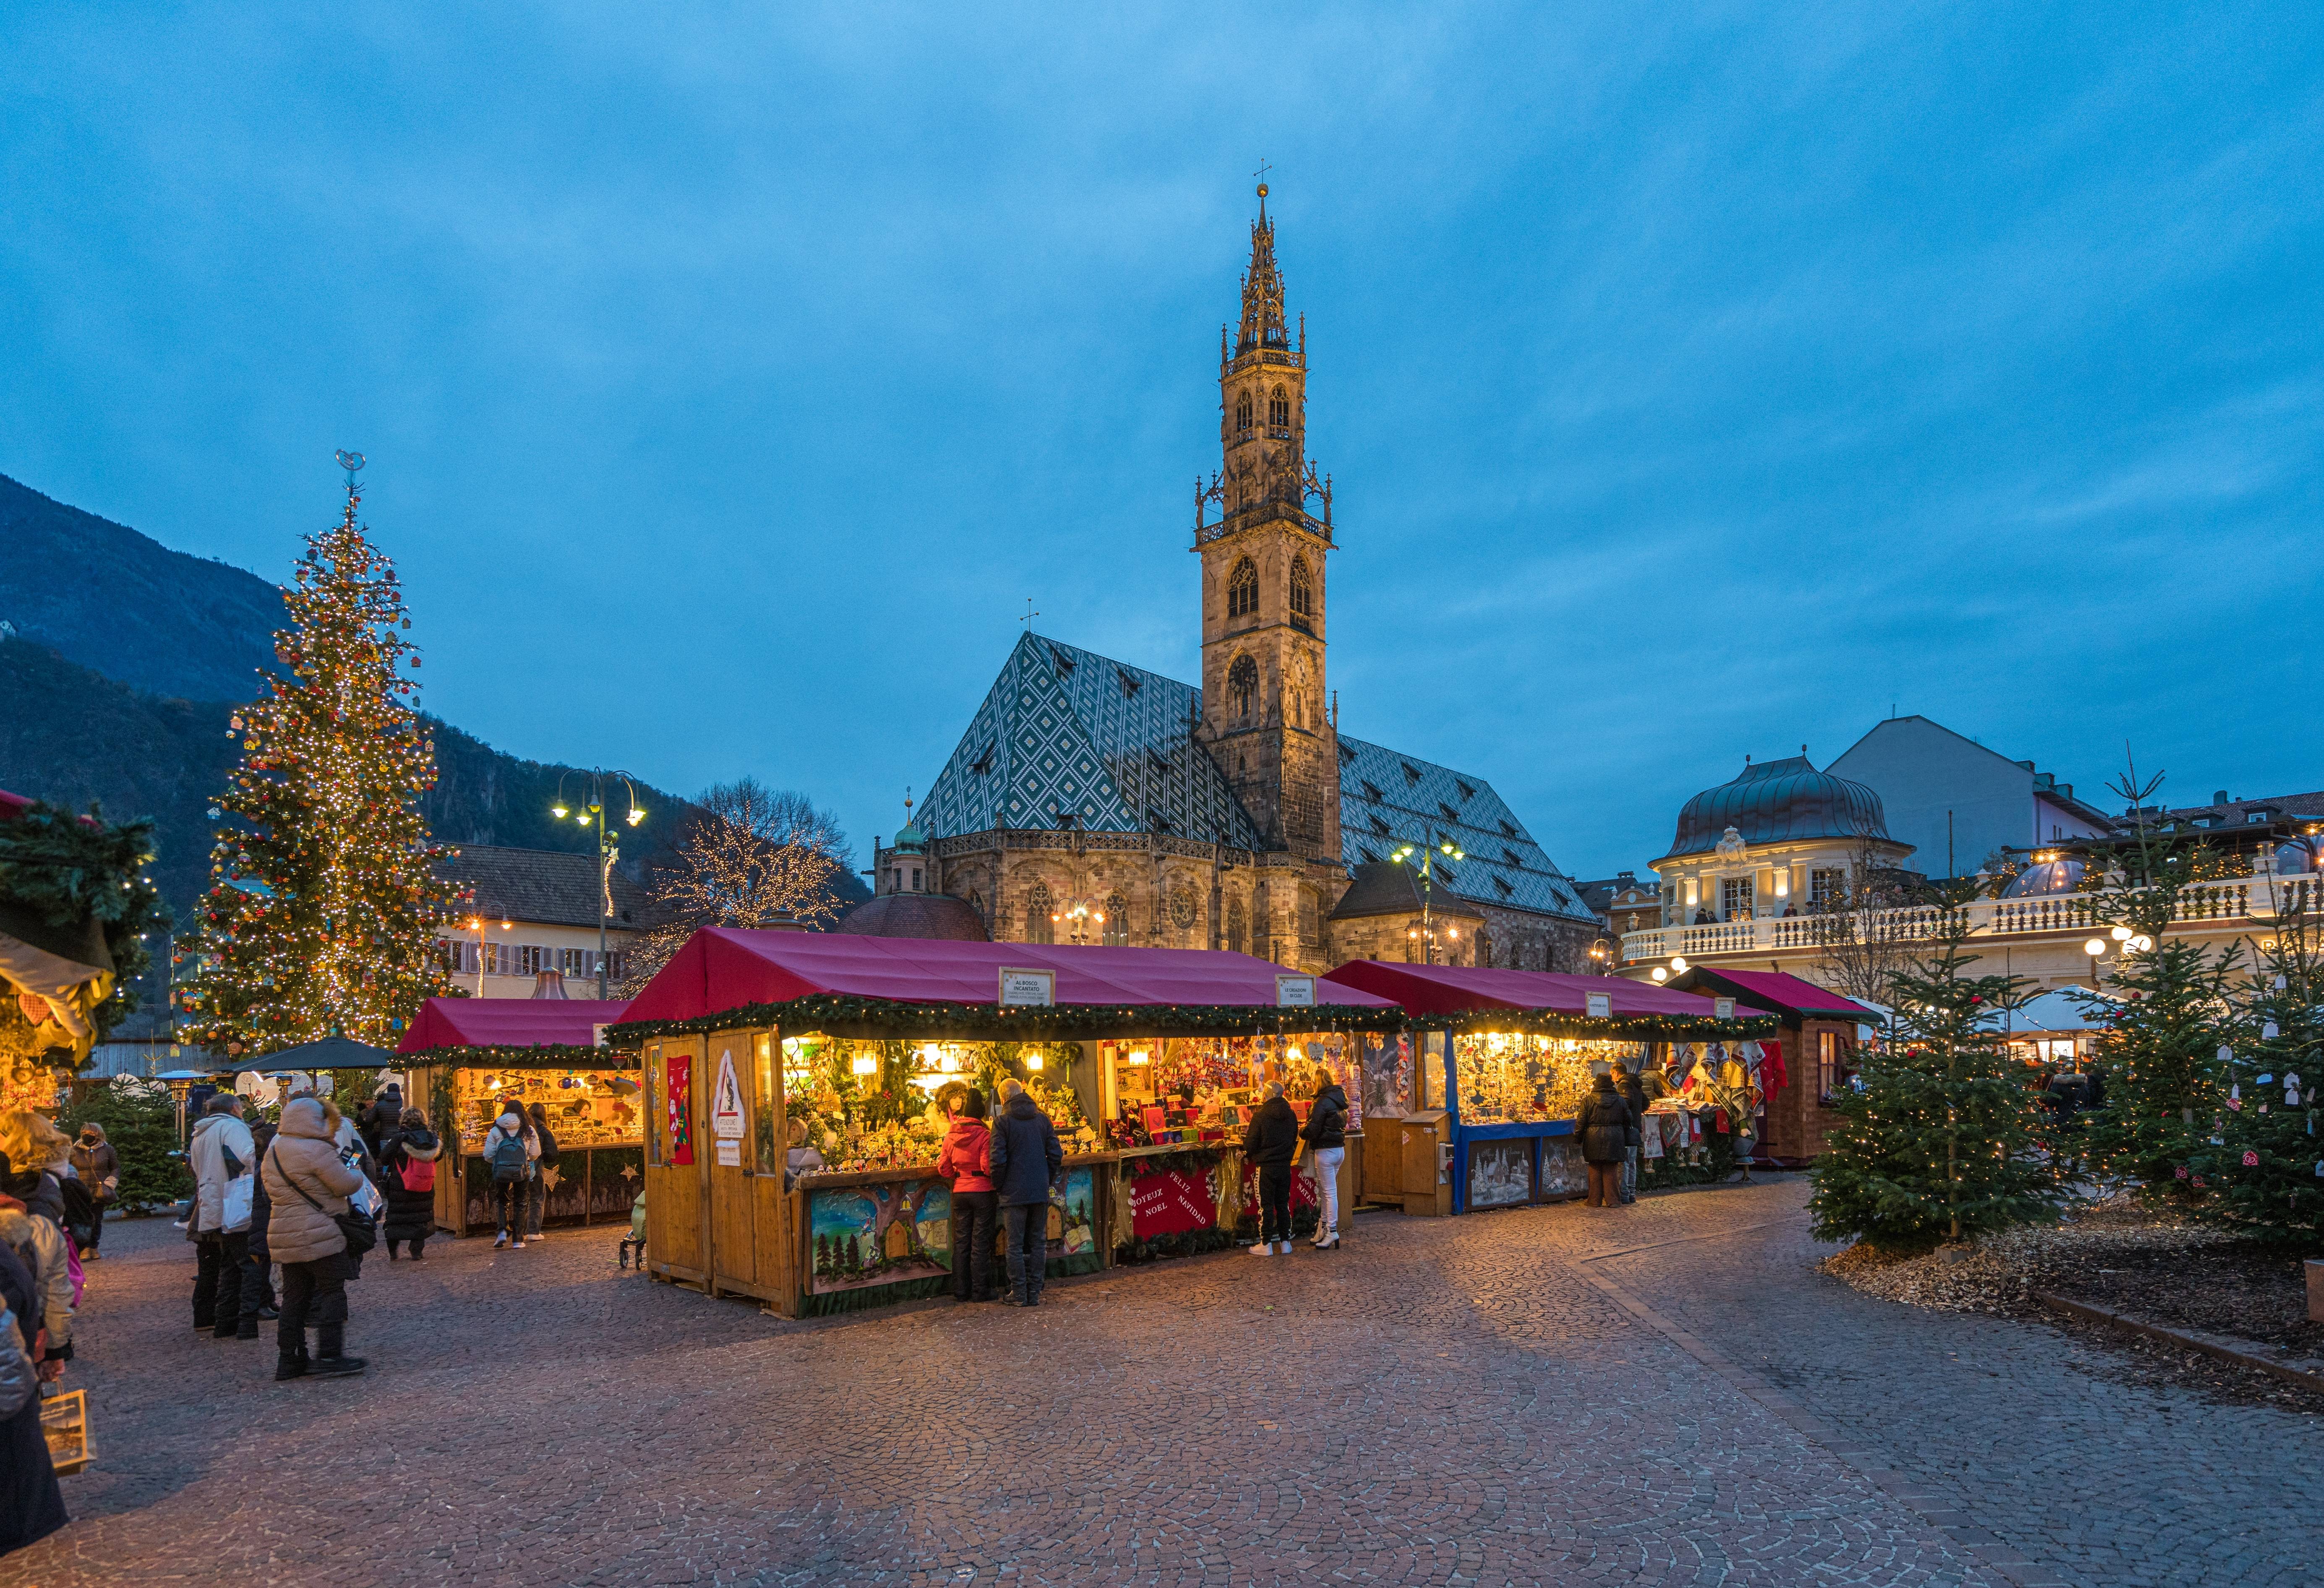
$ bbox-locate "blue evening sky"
[4,5,2319,881]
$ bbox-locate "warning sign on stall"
[711,1048,746,1140]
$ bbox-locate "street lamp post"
[552,769,647,999]
[1391,837,1464,965]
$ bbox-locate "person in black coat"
[0,1235,67,1557]
[378,1109,442,1261]
[1242,1084,1302,1256]
[238,1119,279,1333]
[526,1102,561,1241]
[983,1081,1063,1307]
[1576,1072,1635,1210]
[1298,1080,1348,1250]
[363,1085,405,1158]
[1615,1063,1648,1205]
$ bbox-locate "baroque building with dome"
[850,189,1601,974]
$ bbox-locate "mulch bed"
[1823,1197,2322,1412]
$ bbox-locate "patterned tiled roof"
[920,634,1263,847]
[1335,737,1594,921]
[919,634,1594,924]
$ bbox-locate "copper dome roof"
[832,892,991,942]
[1660,755,1894,862]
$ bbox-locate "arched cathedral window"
[1288,556,1313,619]
[1025,881,1054,945]
[1227,558,1258,619]
[1269,386,1289,427]
[1228,654,1258,725]
[1103,889,1129,947]
[1235,391,1252,430]
[1226,895,1246,954]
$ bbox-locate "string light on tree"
[176,452,456,1055]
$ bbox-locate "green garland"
[0,799,170,1050]
[606,992,1408,1046]
[395,1042,641,1070]
[1121,1146,1226,1179]
[1410,1009,1779,1040]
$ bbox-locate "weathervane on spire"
[1020,597,1040,636]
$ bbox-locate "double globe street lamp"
[551,769,646,999]
[1391,837,1464,966]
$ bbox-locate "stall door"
[645,1038,708,1284]
[705,1033,759,1296]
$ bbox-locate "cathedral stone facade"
[872,188,1600,975]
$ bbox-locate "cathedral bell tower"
[1195,182,1341,862]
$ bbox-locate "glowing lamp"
[1651,967,1669,982]
[1127,1049,1150,1066]
[2110,925,2132,942]
[2128,934,2154,953]
[850,1053,878,1076]
[1669,956,1688,973]
[551,805,568,818]
[626,808,645,826]
[2084,939,2105,957]
[1025,1052,1045,1071]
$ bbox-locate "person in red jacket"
[936,1090,998,1304]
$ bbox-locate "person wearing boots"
[262,1096,367,1379]
[1300,1073,1348,1250]
[525,1101,561,1242]
[378,1108,442,1261]
[1243,1083,1300,1255]
[1577,1068,1635,1209]
[187,1094,256,1340]
[984,1080,1062,1307]
[936,1090,997,1303]
[68,1123,118,1259]
[1616,1061,1648,1204]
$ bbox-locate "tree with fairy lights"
[1810,894,2061,1249]
[176,453,456,1056]
[2188,907,2324,1251]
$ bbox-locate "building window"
[1720,877,1754,919]
[1268,386,1289,427]
[1228,654,1258,724]
[910,867,921,891]
[1298,888,1319,944]
[1226,895,1246,954]
[1103,889,1129,947]
[1235,391,1252,430]
[1227,558,1259,618]
[1817,1030,1851,1099]
[1810,868,1844,908]
[518,944,544,977]
[1288,556,1312,619]
[1025,881,1054,944]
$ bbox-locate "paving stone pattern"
[8,1181,2301,1586]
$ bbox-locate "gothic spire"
[1235,181,1289,357]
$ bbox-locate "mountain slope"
[0,471,287,701]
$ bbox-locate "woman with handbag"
[261,1096,369,1380]
[68,1124,117,1259]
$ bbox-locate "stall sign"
[1275,974,1315,1008]
[592,1023,611,1048]
[665,1053,695,1166]
[711,1047,746,1140]
[1129,1166,1216,1239]
[999,967,1056,1006]
[1586,992,1612,1019]
[715,1140,741,1167]
[1714,997,1736,1020]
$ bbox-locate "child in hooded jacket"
[479,1106,540,1249]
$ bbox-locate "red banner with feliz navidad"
[1128,1168,1215,1238]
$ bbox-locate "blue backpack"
[490,1132,530,1184]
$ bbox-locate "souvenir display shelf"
[399,1054,646,1235]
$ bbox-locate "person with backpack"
[1242,1083,1302,1256]
[361,1084,404,1159]
[68,1123,118,1258]
[936,1090,997,1304]
[525,1101,560,1241]
[984,1080,1062,1307]
[378,1108,442,1261]
[480,1105,540,1249]
[0,1198,71,1392]
[1299,1073,1349,1251]
[0,1231,67,1557]
[262,1096,368,1380]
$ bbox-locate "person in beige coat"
[261,1096,368,1380]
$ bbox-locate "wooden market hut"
[394,996,643,1232]
[1664,967,1879,1165]
[607,929,1401,1314]
[1320,962,1774,1215]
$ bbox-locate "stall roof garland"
[394,1042,641,1070]
[604,992,1409,1045]
[1405,1008,1779,1040]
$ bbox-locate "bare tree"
[1808,819,1923,1009]
[620,779,850,992]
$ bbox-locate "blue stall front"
[1321,963,1775,1213]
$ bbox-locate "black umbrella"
[222,1035,401,1073]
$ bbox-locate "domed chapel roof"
[1659,755,1895,863]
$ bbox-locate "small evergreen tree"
[1810,907,2060,1249]
[2191,910,2324,1251]
[177,457,456,1056]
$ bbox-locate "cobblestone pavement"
[6,1181,2303,1587]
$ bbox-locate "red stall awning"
[619,930,1397,1027]
[397,996,634,1055]
[1322,961,1736,1026]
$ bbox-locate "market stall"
[1320,962,1773,1213]
[1666,967,1880,1166]
[609,930,1401,1313]
[394,997,641,1232]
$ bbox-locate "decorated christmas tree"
[2190,908,2324,1250]
[1810,905,2060,1249]
[177,456,455,1056]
